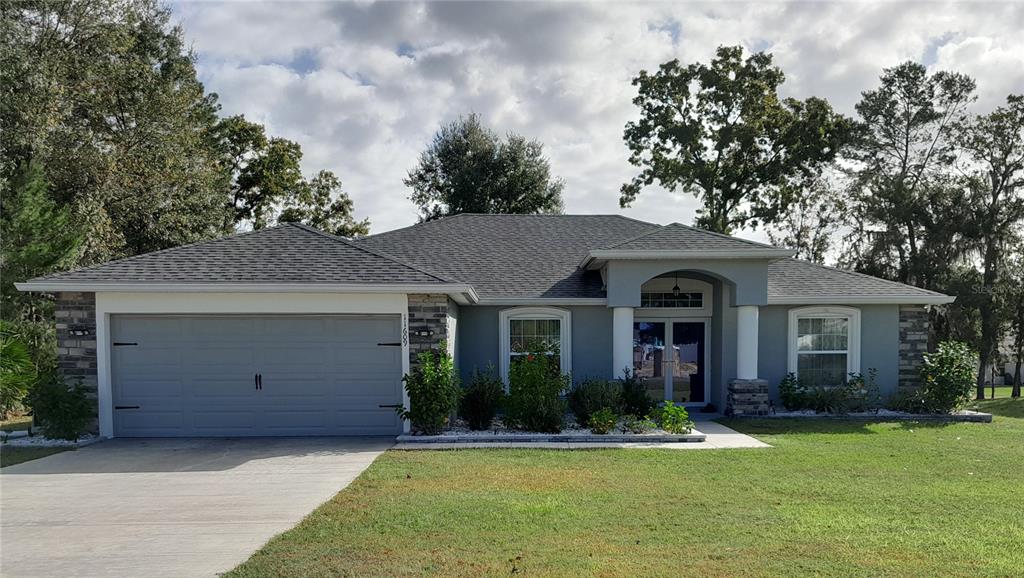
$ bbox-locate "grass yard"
[0,446,69,468]
[230,398,1024,578]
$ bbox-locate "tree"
[620,45,853,234]
[0,163,82,366]
[956,95,1024,399]
[1006,249,1024,398]
[278,170,370,237]
[766,173,844,263]
[843,62,977,288]
[405,114,564,220]
[2,0,230,262]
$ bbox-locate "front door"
[633,319,709,406]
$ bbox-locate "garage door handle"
[378,404,403,409]
[255,373,263,390]
[115,405,140,410]
[377,342,401,347]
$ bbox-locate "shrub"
[505,345,568,433]
[397,344,459,435]
[804,386,851,414]
[25,375,92,441]
[778,372,805,410]
[651,401,694,434]
[888,387,929,413]
[1,323,37,419]
[846,368,882,413]
[621,414,657,434]
[619,368,654,417]
[919,340,976,413]
[588,407,617,434]
[459,366,505,430]
[568,379,620,425]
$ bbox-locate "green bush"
[588,407,617,434]
[651,401,694,434]
[619,368,654,417]
[622,414,657,434]
[1,323,37,419]
[778,372,805,410]
[505,345,568,433]
[804,385,852,414]
[459,366,505,430]
[919,341,976,413]
[25,376,92,440]
[568,378,620,425]
[846,368,882,412]
[397,344,459,435]
[887,387,930,413]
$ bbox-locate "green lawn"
[229,399,1024,577]
[0,446,69,468]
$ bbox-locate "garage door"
[111,315,404,437]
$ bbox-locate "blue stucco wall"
[456,302,901,402]
[456,305,613,384]
[758,304,901,400]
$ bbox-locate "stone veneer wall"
[726,379,770,416]
[55,292,99,430]
[407,294,451,369]
[898,304,930,391]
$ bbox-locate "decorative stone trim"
[55,291,99,432]
[407,294,451,368]
[899,305,929,391]
[726,378,769,416]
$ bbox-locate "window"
[499,308,571,382]
[640,292,703,308]
[787,307,861,387]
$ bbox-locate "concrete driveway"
[0,437,392,577]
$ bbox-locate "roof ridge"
[31,226,275,281]
[598,224,669,249]
[287,223,458,284]
[779,258,946,296]
[362,213,661,243]
[669,222,782,250]
[598,222,784,251]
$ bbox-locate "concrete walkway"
[393,420,769,450]
[0,437,392,578]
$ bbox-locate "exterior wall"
[55,292,99,431]
[758,304,900,402]
[898,305,929,391]
[407,294,451,369]
[605,258,771,307]
[456,305,612,383]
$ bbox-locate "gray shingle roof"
[28,223,452,285]
[357,214,659,298]
[600,222,785,253]
[768,259,949,301]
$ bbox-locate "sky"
[171,1,1024,239]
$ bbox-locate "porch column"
[612,306,634,380]
[736,305,759,380]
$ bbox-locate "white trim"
[582,248,794,268]
[769,295,953,305]
[787,306,862,384]
[16,282,479,304]
[477,297,607,306]
[498,306,572,383]
[94,292,410,438]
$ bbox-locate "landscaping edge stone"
[735,410,992,423]
[396,432,706,444]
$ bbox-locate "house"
[17,214,954,438]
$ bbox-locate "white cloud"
[172,0,1024,238]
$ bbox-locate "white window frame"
[499,307,572,383]
[787,306,861,384]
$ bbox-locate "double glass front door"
[633,320,707,405]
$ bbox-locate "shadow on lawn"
[972,397,1024,420]
[717,418,884,435]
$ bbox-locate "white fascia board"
[767,294,956,305]
[15,281,480,304]
[581,249,795,269]
[476,297,608,306]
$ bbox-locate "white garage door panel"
[111,314,403,437]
